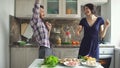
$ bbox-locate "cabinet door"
[11,47,39,68]
[11,48,26,68]
[15,0,34,17]
[65,0,77,14]
[60,48,79,58]
[115,49,120,68]
[44,0,80,18]
[44,0,61,17]
[62,0,80,18]
[80,0,108,5]
[53,48,79,58]
[53,48,62,58]
[26,48,39,67]
[15,0,44,17]
[46,0,59,14]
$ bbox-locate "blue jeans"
[39,46,53,59]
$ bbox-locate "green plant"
[18,41,26,46]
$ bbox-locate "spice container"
[65,31,71,43]
[56,37,61,45]
[55,34,61,45]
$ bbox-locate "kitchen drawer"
[99,48,114,55]
[53,48,79,59]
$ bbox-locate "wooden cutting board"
[21,23,28,35]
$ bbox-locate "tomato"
[76,41,80,45]
[72,41,76,45]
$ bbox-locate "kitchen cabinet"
[10,48,26,68]
[15,0,44,17]
[26,48,39,67]
[99,47,115,68]
[115,48,120,68]
[10,47,79,68]
[15,0,108,18]
[44,0,108,18]
[10,47,38,68]
[80,0,108,5]
[44,0,80,18]
[53,48,79,58]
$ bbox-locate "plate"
[63,61,80,67]
[81,62,100,67]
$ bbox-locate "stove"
[99,44,115,68]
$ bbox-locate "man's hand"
[46,22,52,31]
[35,0,41,4]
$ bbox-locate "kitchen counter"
[10,44,38,48]
[10,43,115,48]
[28,59,104,68]
[99,43,115,48]
[10,44,115,68]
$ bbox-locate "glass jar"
[55,34,61,45]
[65,31,71,43]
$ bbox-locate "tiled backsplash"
[9,16,84,45]
[46,19,84,44]
[9,17,109,46]
[10,16,21,44]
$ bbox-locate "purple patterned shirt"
[30,0,50,48]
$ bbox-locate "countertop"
[10,43,115,48]
[28,59,104,68]
[9,44,38,48]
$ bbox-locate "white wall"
[0,0,14,68]
[99,0,120,47]
[101,0,111,43]
[111,0,120,47]
[101,0,120,47]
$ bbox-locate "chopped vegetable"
[18,41,26,46]
[79,55,96,62]
[79,55,87,62]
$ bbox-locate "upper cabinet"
[63,0,80,18]
[45,0,60,15]
[15,0,44,17]
[15,0,108,18]
[44,0,80,18]
[80,0,108,5]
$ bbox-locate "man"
[30,0,52,58]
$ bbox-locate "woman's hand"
[104,19,110,28]
[76,25,82,36]
[100,19,110,39]
[76,31,80,36]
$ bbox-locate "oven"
[99,47,114,68]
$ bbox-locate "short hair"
[40,5,44,9]
[84,3,96,14]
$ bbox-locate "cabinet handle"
[103,51,105,54]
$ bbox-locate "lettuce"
[43,55,59,67]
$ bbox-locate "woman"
[76,3,110,61]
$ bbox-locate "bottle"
[57,37,61,45]
[55,35,61,45]
[65,31,71,43]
